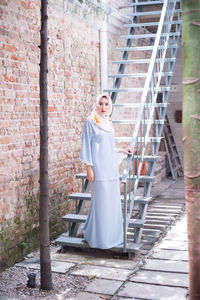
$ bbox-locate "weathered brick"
[3,44,16,52]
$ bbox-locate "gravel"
[0,247,90,300]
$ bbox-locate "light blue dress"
[80,118,123,249]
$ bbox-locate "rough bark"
[182,0,200,299]
[39,0,52,291]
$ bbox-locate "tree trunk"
[182,0,200,299]
[39,0,52,291]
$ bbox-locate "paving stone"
[85,278,123,295]
[118,281,188,299]
[117,298,134,300]
[51,252,138,269]
[169,227,187,235]
[150,205,183,210]
[0,297,20,300]
[164,231,188,241]
[148,208,181,213]
[161,189,185,197]
[130,269,189,287]
[170,221,187,230]
[68,292,105,300]
[142,258,189,273]
[70,264,132,281]
[16,257,75,273]
[151,249,188,261]
[157,240,188,251]
[159,197,185,202]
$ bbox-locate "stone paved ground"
[0,178,188,299]
[67,178,188,299]
[67,213,188,300]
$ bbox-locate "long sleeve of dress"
[80,119,93,166]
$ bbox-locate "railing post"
[123,182,127,252]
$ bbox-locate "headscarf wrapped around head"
[88,93,114,133]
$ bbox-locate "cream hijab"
[88,93,114,133]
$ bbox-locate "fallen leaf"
[88,274,96,280]
[100,296,109,299]
[191,115,200,120]
[183,78,199,85]
[83,261,89,264]
[191,20,200,27]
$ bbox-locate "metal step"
[128,0,165,6]
[120,32,180,40]
[112,58,176,64]
[143,223,166,230]
[142,228,161,235]
[104,87,170,93]
[147,211,178,217]
[116,45,178,52]
[133,155,158,162]
[62,213,87,223]
[124,20,181,28]
[112,103,168,108]
[115,136,162,143]
[145,219,171,225]
[63,213,145,230]
[145,215,174,221]
[68,192,152,204]
[126,9,181,17]
[135,196,152,204]
[134,175,154,183]
[148,208,181,214]
[55,235,142,252]
[68,192,91,201]
[75,173,154,183]
[127,1,180,7]
[108,72,173,78]
[122,195,152,205]
[63,213,145,229]
[112,119,165,125]
[151,204,183,209]
[129,218,144,228]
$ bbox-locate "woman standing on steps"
[80,93,133,249]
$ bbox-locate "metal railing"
[121,0,181,251]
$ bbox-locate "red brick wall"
[0,0,151,269]
[0,0,101,268]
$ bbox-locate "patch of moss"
[0,189,73,271]
[14,216,21,226]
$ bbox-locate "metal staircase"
[163,114,184,180]
[55,0,182,254]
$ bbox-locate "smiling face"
[96,96,111,117]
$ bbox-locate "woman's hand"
[119,148,133,156]
[86,165,95,182]
[126,147,133,156]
